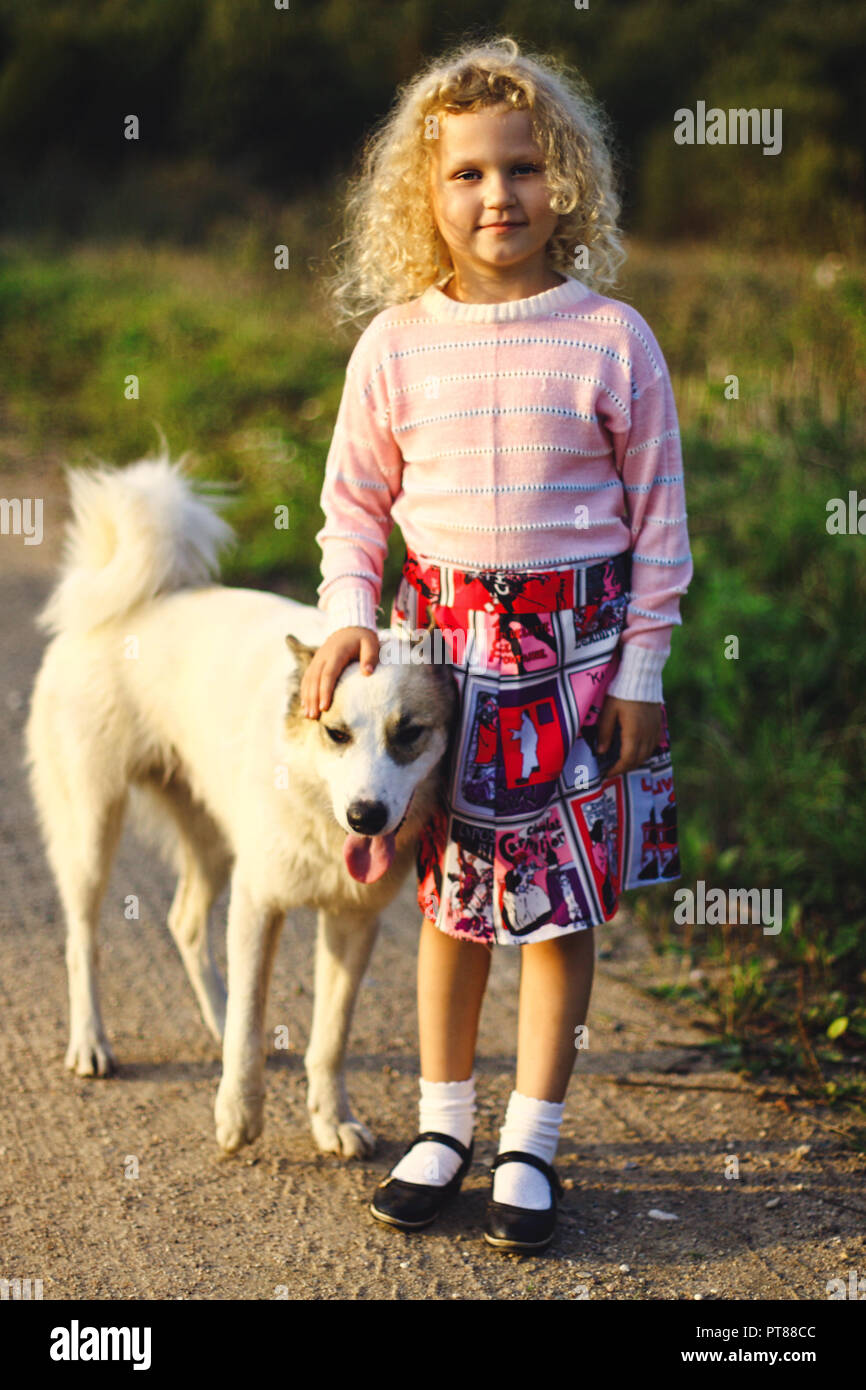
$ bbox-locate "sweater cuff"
[606,643,667,703]
[322,587,379,637]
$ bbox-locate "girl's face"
[428,104,560,293]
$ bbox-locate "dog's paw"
[310,1112,376,1159]
[214,1084,264,1153]
[65,1032,116,1078]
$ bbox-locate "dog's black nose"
[346,799,389,835]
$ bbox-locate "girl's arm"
[314,329,403,636]
[606,335,693,705]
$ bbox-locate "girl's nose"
[483,173,517,208]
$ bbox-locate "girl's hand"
[300,627,380,718]
[596,695,662,778]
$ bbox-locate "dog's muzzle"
[342,791,415,884]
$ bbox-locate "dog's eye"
[324,725,351,744]
[397,724,423,743]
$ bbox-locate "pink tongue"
[343,831,397,883]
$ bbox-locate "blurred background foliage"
[0,0,863,249]
[0,0,864,1098]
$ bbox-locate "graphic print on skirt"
[391,548,680,946]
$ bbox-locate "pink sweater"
[314,275,692,702]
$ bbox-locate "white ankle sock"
[389,1075,475,1187]
[493,1090,565,1210]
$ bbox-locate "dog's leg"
[27,679,127,1076]
[167,846,229,1041]
[305,908,379,1159]
[132,776,231,1038]
[214,879,284,1153]
[158,787,231,1040]
[58,796,128,1078]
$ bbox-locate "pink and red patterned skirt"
[389,546,680,946]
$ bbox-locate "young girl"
[300,35,692,1253]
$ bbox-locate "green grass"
[0,230,353,596]
[2,223,864,1103]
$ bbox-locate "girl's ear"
[430,224,449,278]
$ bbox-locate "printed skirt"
[389,546,680,946]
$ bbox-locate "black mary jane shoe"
[370,1131,474,1232]
[483,1150,564,1253]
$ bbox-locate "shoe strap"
[403,1130,472,1164]
[490,1149,563,1198]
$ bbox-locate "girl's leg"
[389,917,492,1186]
[493,926,595,1208]
[516,925,595,1102]
[418,916,492,1081]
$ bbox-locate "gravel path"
[1,463,863,1301]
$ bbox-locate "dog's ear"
[285,633,318,720]
[285,632,317,674]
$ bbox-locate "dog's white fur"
[24,454,455,1157]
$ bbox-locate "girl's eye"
[324,726,351,744]
[452,164,542,181]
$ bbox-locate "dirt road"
[1,463,863,1301]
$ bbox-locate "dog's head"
[285,630,457,884]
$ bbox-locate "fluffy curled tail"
[36,450,237,637]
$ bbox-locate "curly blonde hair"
[328,34,625,324]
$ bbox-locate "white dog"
[24,455,456,1157]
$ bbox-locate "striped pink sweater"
[314,275,692,703]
